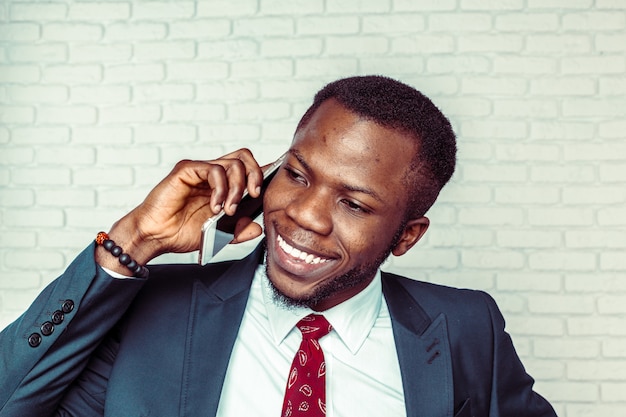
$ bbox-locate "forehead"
[291,99,417,201]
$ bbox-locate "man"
[0,76,556,417]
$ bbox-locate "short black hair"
[296,75,457,218]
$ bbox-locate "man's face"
[263,99,428,311]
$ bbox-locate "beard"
[265,220,407,310]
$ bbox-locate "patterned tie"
[281,314,332,417]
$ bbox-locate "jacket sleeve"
[478,292,557,417]
[0,243,147,417]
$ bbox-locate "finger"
[223,148,264,198]
[230,217,263,244]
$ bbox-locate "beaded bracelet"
[95,231,149,278]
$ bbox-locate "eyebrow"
[289,149,385,204]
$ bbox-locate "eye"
[284,167,307,185]
[341,199,370,214]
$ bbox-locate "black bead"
[111,245,123,257]
[28,333,42,348]
[118,253,131,265]
[126,259,137,269]
[103,240,115,250]
[51,310,65,325]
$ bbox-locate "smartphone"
[198,153,286,265]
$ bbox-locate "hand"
[97,148,264,270]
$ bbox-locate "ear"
[391,217,430,257]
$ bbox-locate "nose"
[284,188,333,236]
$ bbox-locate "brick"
[463,163,527,182]
[505,316,565,336]
[495,13,559,31]
[231,59,293,79]
[424,227,493,247]
[496,273,561,292]
[597,0,626,7]
[134,41,195,61]
[562,56,625,74]
[99,105,160,124]
[522,358,565,379]
[229,102,290,121]
[70,44,132,63]
[68,2,130,20]
[0,127,8,144]
[436,183,491,204]
[564,98,626,117]
[162,103,226,122]
[38,230,94,249]
[528,0,592,7]
[436,97,491,117]
[72,127,132,145]
[198,39,259,61]
[71,85,130,104]
[528,251,595,271]
[42,64,102,84]
[38,106,97,125]
[462,77,527,95]
[259,80,320,100]
[428,55,491,73]
[395,0,455,10]
[326,36,388,56]
[495,144,560,161]
[487,293,525,313]
[564,186,625,204]
[197,0,258,16]
[539,381,598,402]
[596,33,626,52]
[65,208,129,228]
[526,34,591,53]
[601,252,626,271]
[3,209,64,228]
[0,106,34,124]
[37,189,96,207]
[297,16,358,35]
[461,0,524,9]
[167,62,229,80]
[529,208,594,226]
[72,167,133,186]
[537,340,600,359]
[602,383,626,401]
[391,35,455,54]
[43,23,102,41]
[0,65,41,84]
[10,3,67,21]
[97,188,148,208]
[459,207,524,226]
[599,163,626,181]
[0,147,33,165]
[132,1,194,19]
[390,249,459,269]
[495,99,558,118]
[599,120,626,138]
[234,17,293,37]
[568,317,626,336]
[0,271,39,289]
[568,360,626,380]
[295,58,358,77]
[530,77,595,96]
[529,295,595,314]
[563,12,626,31]
[566,231,626,249]
[429,13,492,31]
[134,166,183,187]
[134,84,194,103]
[105,22,167,41]
[598,207,626,227]
[565,144,626,161]
[169,19,230,40]
[458,34,524,52]
[362,14,426,33]
[261,0,324,14]
[97,147,159,165]
[603,340,626,358]
[134,124,196,144]
[496,230,561,248]
[532,165,597,183]
[0,189,34,207]
[531,121,595,140]
[566,274,626,292]
[260,38,323,57]
[11,167,71,185]
[105,64,164,83]
[35,146,95,165]
[493,56,556,74]
[8,85,68,103]
[0,23,40,41]
[461,249,524,269]
[197,124,261,145]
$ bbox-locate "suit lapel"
[180,245,264,417]
[382,273,454,417]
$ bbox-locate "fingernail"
[255,186,261,195]
[229,203,238,213]
[214,204,222,213]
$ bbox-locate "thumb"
[230,217,263,244]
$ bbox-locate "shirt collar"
[257,265,383,355]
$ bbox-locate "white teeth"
[277,235,330,265]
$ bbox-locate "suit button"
[28,333,42,347]
[40,321,54,336]
[61,299,74,314]
[51,310,65,325]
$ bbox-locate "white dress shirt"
[216,264,407,417]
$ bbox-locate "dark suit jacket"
[0,243,556,417]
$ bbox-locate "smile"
[277,235,331,265]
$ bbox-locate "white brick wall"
[1,1,625,415]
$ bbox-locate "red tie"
[281,314,332,417]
